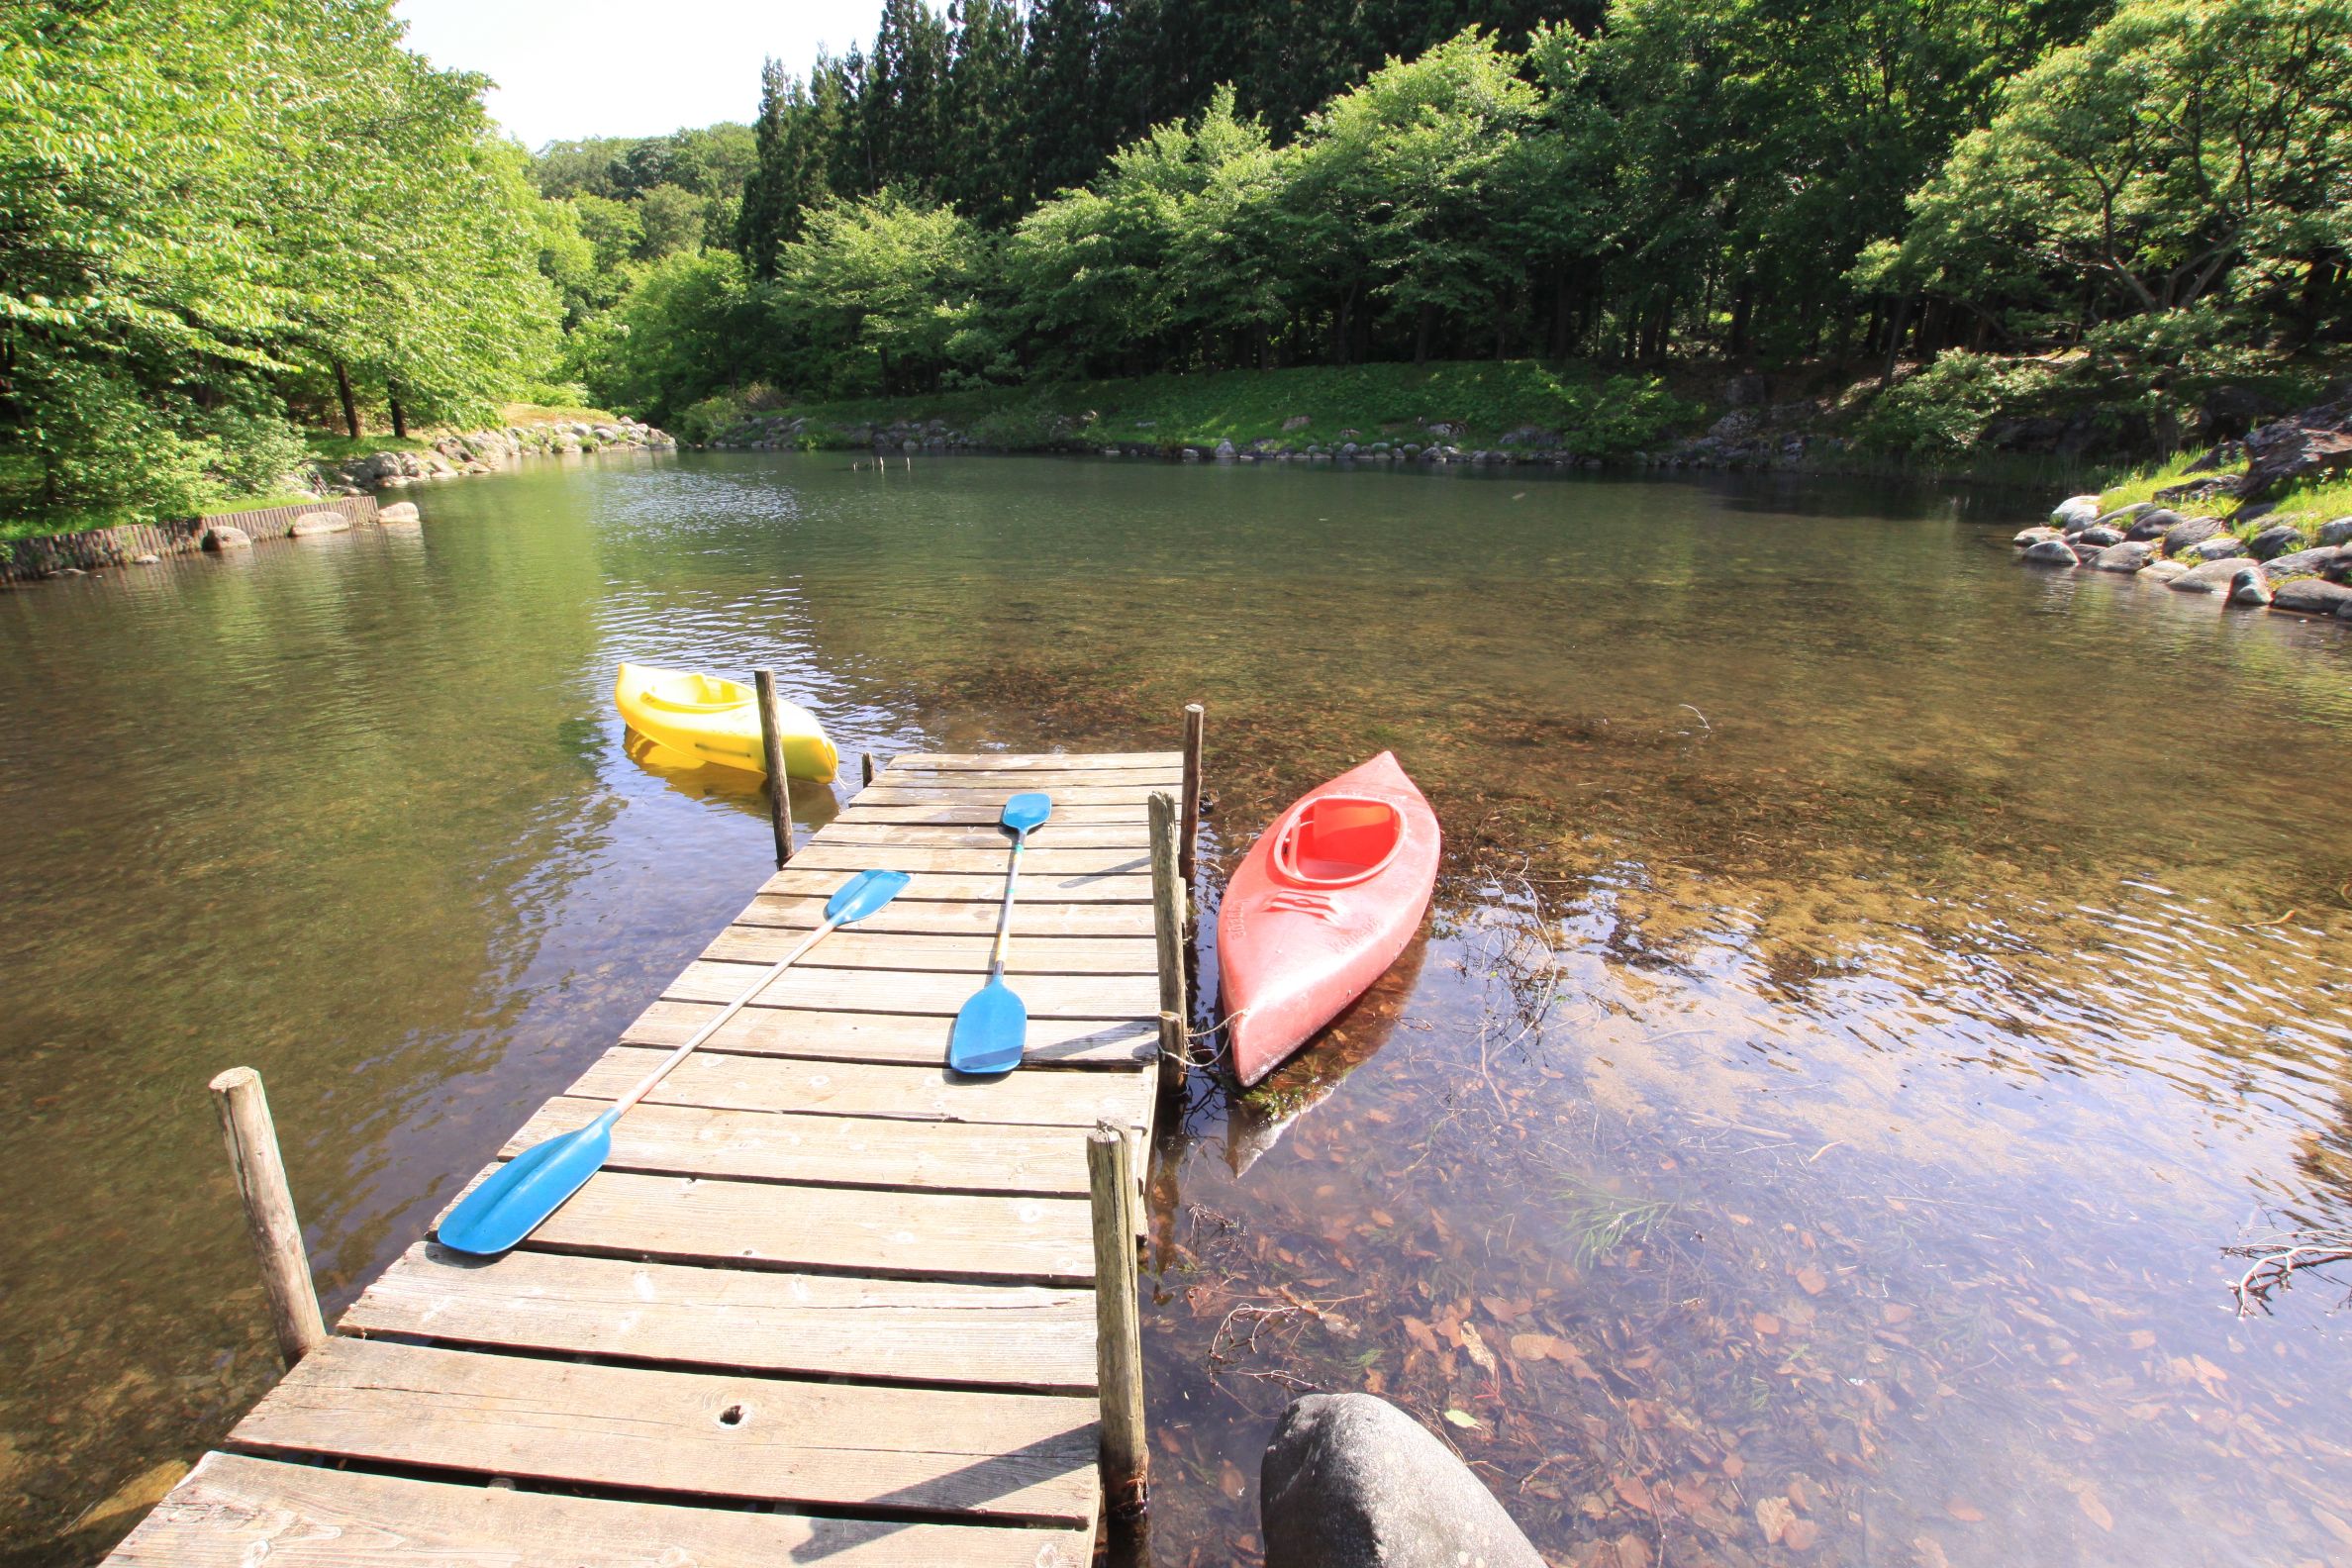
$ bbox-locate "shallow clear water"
[2,451,2348,1566]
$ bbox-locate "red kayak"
[1218,752,1440,1086]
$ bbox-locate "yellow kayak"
[613,662,838,782]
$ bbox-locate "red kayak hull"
[1218,752,1440,1087]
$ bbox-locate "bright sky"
[394,0,882,147]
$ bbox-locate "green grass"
[2096,451,2204,513]
[731,360,1701,459]
[500,401,622,427]
[2264,474,2352,527]
[202,490,323,517]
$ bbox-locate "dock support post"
[752,669,793,867]
[1179,703,1204,890]
[208,1068,326,1369]
[861,751,876,789]
[1148,791,1188,1089]
[1088,1122,1148,1518]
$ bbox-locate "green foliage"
[1900,0,2352,323]
[203,412,314,497]
[1858,353,2065,454]
[1,0,560,531]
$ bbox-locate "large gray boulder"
[2169,557,2260,594]
[2317,517,2352,547]
[199,525,251,551]
[2091,539,2155,572]
[1261,1395,1543,1568]
[2260,545,2345,581]
[2248,524,2308,560]
[2013,526,2063,546]
[377,501,421,525]
[289,511,350,538]
[2191,535,2246,560]
[2076,525,2125,546]
[2125,507,2185,541]
[2161,516,2226,554]
[2230,567,2273,607]
[2270,578,2352,617]
[2020,539,2079,566]
[2051,495,2103,531]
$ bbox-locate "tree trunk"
[1414,304,1433,366]
[1880,294,1912,388]
[386,384,407,440]
[334,359,360,440]
[1728,277,1754,358]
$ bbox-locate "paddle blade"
[826,869,911,924]
[1001,791,1052,833]
[437,1112,616,1256]
[947,976,1028,1075]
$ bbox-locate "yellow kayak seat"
[613,662,839,783]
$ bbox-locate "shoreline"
[2017,396,2352,625]
[1,419,673,585]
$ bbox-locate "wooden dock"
[108,749,1186,1566]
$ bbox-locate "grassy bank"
[681,361,1702,458]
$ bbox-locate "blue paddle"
[947,792,1053,1075]
[438,869,911,1256]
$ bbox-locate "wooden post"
[752,670,793,867]
[1147,791,1188,1088]
[1088,1122,1148,1518]
[208,1068,326,1369]
[861,751,876,788]
[1179,704,1204,888]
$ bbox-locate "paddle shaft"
[987,830,1030,978]
[610,916,840,1115]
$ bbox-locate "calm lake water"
[3,451,2349,1567]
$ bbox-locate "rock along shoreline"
[2016,396,2352,626]
[1,419,674,585]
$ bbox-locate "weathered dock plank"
[106,1453,1095,1568]
[344,1245,1100,1389]
[664,957,1159,1017]
[703,926,1158,973]
[737,890,1152,936]
[622,998,1157,1066]
[897,751,1178,769]
[567,1044,1158,1128]
[231,1338,1101,1523]
[762,864,1154,902]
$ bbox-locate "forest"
[4,0,2348,531]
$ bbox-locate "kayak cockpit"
[1273,795,1404,886]
[637,672,749,713]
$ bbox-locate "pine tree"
[944,0,1030,225]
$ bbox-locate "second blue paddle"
[947,791,1052,1075]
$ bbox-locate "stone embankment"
[705,372,1843,472]
[2018,397,2352,624]
[315,418,674,493]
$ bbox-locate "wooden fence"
[2,497,380,585]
